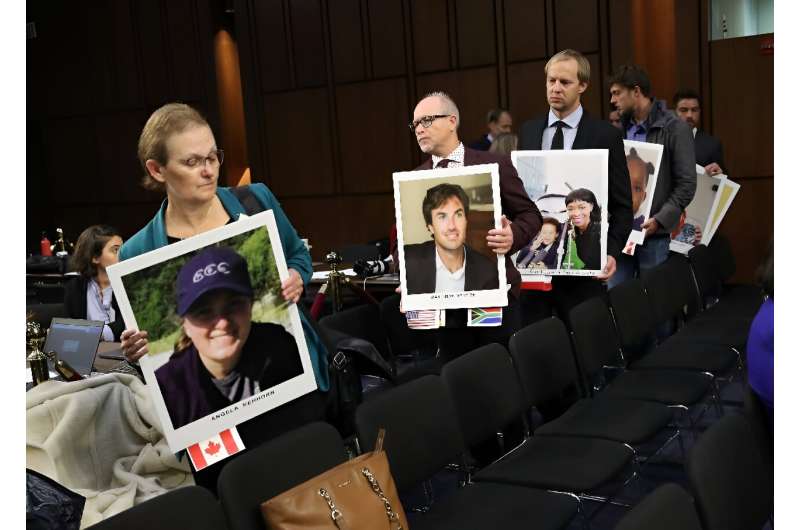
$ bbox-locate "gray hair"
[423,91,460,128]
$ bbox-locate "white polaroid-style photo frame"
[394,163,507,311]
[511,149,609,277]
[107,211,317,453]
[623,140,663,247]
[669,166,727,254]
[705,176,740,242]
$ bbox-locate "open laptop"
[43,318,105,376]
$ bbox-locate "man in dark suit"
[392,91,541,361]
[673,89,725,176]
[518,49,632,320]
[468,108,513,151]
[404,183,499,294]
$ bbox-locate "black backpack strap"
[230,185,265,216]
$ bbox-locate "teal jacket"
[119,184,329,391]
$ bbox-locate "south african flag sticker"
[467,307,503,327]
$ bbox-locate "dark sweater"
[155,322,303,429]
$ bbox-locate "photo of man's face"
[628,158,648,215]
[539,223,558,246]
[427,196,467,252]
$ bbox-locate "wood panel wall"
[26,0,220,251]
[709,35,774,283]
[28,0,769,283]
[234,0,657,260]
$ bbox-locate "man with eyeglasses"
[391,91,542,361]
[518,49,632,322]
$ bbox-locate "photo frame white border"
[511,149,609,277]
[670,167,727,254]
[394,163,508,311]
[705,175,740,243]
[106,210,318,453]
[623,140,664,247]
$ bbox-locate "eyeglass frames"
[179,149,225,169]
[408,115,452,130]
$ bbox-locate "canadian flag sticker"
[187,427,245,471]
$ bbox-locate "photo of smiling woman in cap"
[155,245,303,429]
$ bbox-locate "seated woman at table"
[156,246,304,430]
[64,225,124,341]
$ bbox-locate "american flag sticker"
[467,307,503,327]
[187,427,245,471]
[406,309,443,329]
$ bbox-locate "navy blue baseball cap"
[176,246,254,316]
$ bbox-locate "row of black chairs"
[93,237,770,529]
[94,392,772,530]
[615,410,772,530]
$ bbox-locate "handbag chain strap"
[317,488,345,527]
[361,467,404,530]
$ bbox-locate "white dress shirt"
[432,142,466,168]
[542,105,583,150]
[434,247,466,293]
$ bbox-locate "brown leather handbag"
[260,429,409,530]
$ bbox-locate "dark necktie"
[436,158,451,168]
[550,121,566,150]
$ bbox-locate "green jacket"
[119,184,329,390]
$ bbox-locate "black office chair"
[509,317,673,448]
[569,296,714,416]
[91,486,228,530]
[743,385,773,482]
[379,294,438,360]
[440,344,634,501]
[355,375,579,530]
[319,303,393,363]
[708,235,766,303]
[637,257,742,375]
[689,241,764,320]
[613,483,703,530]
[686,413,773,530]
[217,422,348,530]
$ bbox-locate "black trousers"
[520,277,606,328]
[434,296,523,363]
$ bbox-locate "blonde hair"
[137,103,210,191]
[174,327,193,353]
[544,49,591,84]
[489,133,518,155]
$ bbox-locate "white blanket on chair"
[26,373,194,528]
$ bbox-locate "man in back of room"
[609,64,696,285]
[468,108,513,151]
[673,89,725,176]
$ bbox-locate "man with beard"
[610,64,696,277]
